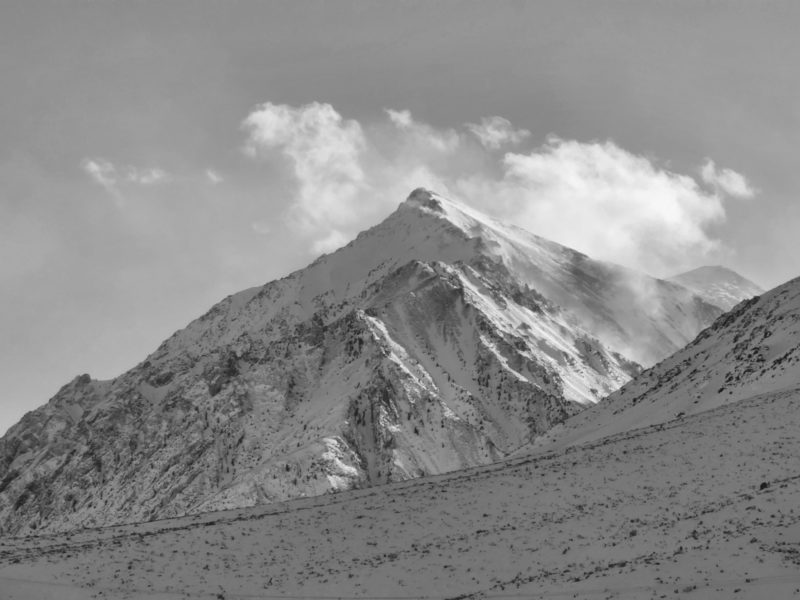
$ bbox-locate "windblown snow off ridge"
[0,189,724,535]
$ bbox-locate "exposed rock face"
[0,189,724,535]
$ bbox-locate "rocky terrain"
[0,190,731,535]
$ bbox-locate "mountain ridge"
[667,264,763,311]
[0,189,731,535]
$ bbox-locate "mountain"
[3,295,799,598]
[0,189,723,535]
[668,265,763,311]
[533,274,799,452]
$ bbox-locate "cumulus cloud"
[458,137,729,275]
[242,102,753,274]
[466,116,530,149]
[242,102,367,236]
[700,159,755,198]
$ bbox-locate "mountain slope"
[0,189,722,535]
[2,377,798,600]
[534,275,799,452]
[668,265,763,311]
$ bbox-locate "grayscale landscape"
[1,3,798,599]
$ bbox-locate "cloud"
[385,108,414,129]
[311,229,349,255]
[241,103,753,275]
[242,102,367,234]
[459,137,730,275]
[206,169,223,184]
[82,158,123,205]
[81,157,170,204]
[125,167,169,185]
[466,116,530,149]
[385,109,461,154]
[700,159,755,198]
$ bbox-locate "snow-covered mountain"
[0,189,724,535]
[3,290,799,598]
[534,274,799,452]
[668,265,763,311]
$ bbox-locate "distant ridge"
[668,265,763,310]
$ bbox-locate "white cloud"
[125,167,169,185]
[81,158,170,205]
[241,103,751,274]
[82,158,123,205]
[206,169,223,184]
[700,159,755,198]
[385,108,414,129]
[466,116,530,149]
[311,229,349,255]
[243,102,367,234]
[385,108,460,154]
[82,158,116,188]
[458,137,730,275]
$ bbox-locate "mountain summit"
[0,189,725,534]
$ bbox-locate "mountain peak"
[403,187,445,212]
[0,188,726,535]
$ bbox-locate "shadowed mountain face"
[668,265,763,311]
[0,189,724,535]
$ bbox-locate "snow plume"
[242,102,753,274]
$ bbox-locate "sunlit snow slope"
[0,189,722,535]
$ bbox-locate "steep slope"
[0,189,721,535]
[669,265,763,311]
[534,275,799,452]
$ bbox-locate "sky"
[1,1,799,435]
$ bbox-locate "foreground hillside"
[0,189,723,535]
[1,383,798,599]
